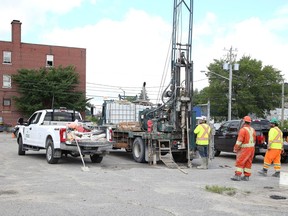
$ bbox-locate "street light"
[201,70,229,81]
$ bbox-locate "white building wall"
[269,108,288,121]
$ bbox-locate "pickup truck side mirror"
[17,117,24,125]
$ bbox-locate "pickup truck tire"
[214,150,221,157]
[46,138,59,164]
[281,155,288,163]
[17,136,26,155]
[90,154,103,163]
[132,137,145,163]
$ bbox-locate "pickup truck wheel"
[281,155,288,163]
[90,154,103,163]
[132,137,145,163]
[46,138,59,164]
[214,150,221,157]
[17,136,26,155]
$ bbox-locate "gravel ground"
[0,132,288,216]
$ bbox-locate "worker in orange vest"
[231,116,256,181]
[194,117,211,169]
[258,117,283,177]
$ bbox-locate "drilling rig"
[103,0,197,167]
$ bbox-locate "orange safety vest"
[269,127,283,149]
[194,123,211,145]
[235,125,255,148]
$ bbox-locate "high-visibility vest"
[269,127,283,149]
[194,123,211,145]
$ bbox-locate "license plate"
[259,148,266,153]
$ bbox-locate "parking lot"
[0,132,288,216]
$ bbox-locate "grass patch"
[205,185,237,196]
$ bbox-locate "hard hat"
[270,117,278,124]
[243,116,251,123]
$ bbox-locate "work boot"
[197,158,208,169]
[231,175,241,181]
[258,168,268,177]
[272,171,280,178]
[205,158,209,169]
[241,176,249,181]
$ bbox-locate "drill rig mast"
[104,0,195,165]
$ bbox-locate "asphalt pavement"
[0,132,288,216]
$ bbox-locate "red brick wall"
[0,20,86,126]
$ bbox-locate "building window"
[3,51,12,64]
[3,98,11,106]
[3,75,11,88]
[46,54,54,67]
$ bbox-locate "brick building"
[0,20,86,126]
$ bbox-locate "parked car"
[214,119,271,158]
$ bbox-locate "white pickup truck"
[16,108,114,164]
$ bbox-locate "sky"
[1,0,288,109]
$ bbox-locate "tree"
[12,66,89,117]
[196,56,283,119]
[139,88,149,101]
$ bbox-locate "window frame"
[3,98,11,106]
[3,51,12,64]
[46,54,54,67]
[2,74,12,88]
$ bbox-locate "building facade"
[0,20,86,126]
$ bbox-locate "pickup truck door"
[214,121,240,152]
[23,112,42,146]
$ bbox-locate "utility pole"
[281,80,285,126]
[223,47,238,121]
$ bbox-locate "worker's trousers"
[263,149,282,172]
[235,147,255,177]
[197,144,208,158]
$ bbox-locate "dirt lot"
[0,132,288,216]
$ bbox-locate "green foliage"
[195,56,283,119]
[125,96,137,102]
[86,115,100,124]
[12,66,88,117]
[280,120,288,131]
[139,88,149,101]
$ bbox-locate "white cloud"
[2,1,288,103]
[192,12,288,91]
[42,9,171,102]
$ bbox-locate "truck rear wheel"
[17,136,26,155]
[90,154,103,163]
[132,137,145,163]
[46,138,59,164]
